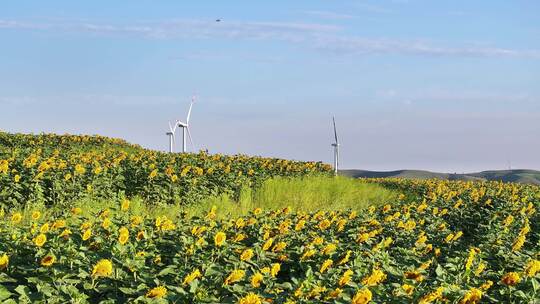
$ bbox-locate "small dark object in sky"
[216,19,221,22]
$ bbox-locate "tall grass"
[184,175,398,218]
[13,176,398,221]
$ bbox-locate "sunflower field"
[0,132,539,303]
[0,178,537,303]
[0,132,331,208]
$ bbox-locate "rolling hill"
[340,169,540,185]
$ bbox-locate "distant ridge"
[340,169,540,185]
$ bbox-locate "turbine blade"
[187,127,196,151]
[168,121,173,133]
[186,96,195,124]
[333,116,338,143]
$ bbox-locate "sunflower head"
[214,232,226,246]
[92,259,113,278]
[146,286,167,299]
[41,255,56,267]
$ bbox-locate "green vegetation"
[0,131,331,208]
[1,131,394,223]
[0,132,539,303]
[185,175,398,218]
[14,176,398,221]
[1,177,538,303]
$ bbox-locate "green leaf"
[189,280,199,293]
[119,287,136,295]
[157,266,177,277]
[0,273,17,283]
[277,282,293,290]
[204,267,220,277]
[435,264,444,277]
[83,283,93,290]
[532,278,539,293]
[136,283,149,292]
[167,286,187,295]
[77,270,90,279]
[305,267,313,279]
[0,285,12,301]
[232,284,244,293]
[14,285,29,297]
[514,290,526,298]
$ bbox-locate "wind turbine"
[177,96,196,153]
[166,120,179,153]
[331,116,340,176]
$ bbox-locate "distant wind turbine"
[331,116,340,176]
[166,120,179,153]
[177,96,196,153]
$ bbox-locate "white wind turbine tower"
[177,96,196,153]
[166,120,179,153]
[331,116,340,176]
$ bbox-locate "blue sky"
[1,0,539,172]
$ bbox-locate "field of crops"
[0,132,331,208]
[0,133,539,303]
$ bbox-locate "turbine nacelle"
[168,96,197,153]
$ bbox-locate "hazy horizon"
[1,1,539,172]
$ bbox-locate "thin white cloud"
[312,36,540,58]
[304,10,357,20]
[0,94,179,106]
[1,18,539,59]
[75,19,340,40]
[375,88,539,105]
[352,3,393,14]
[0,96,40,106]
[0,20,50,30]
[168,51,283,64]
